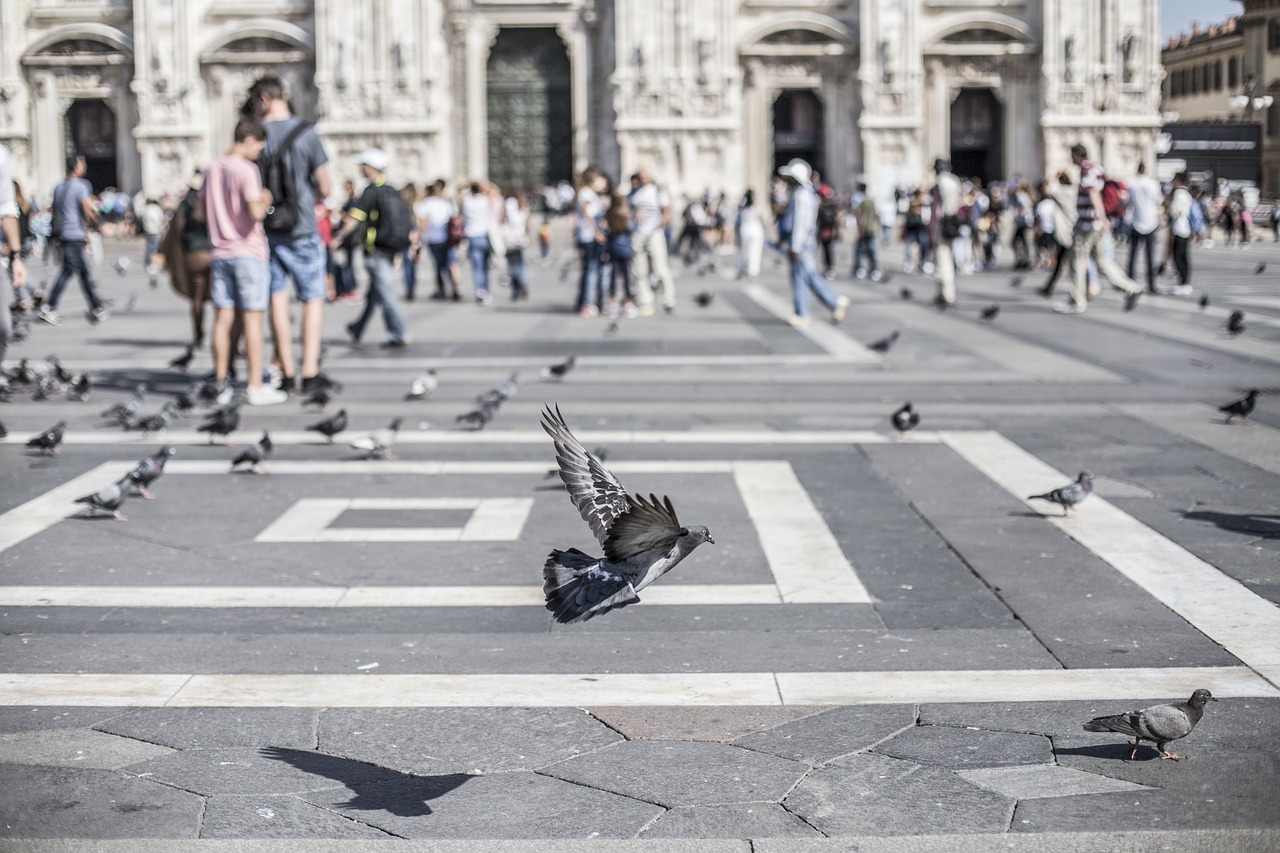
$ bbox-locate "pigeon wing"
[1137,704,1195,742]
[542,405,631,547]
[603,493,684,563]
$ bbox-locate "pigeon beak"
[707,535,716,545]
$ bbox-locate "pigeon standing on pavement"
[980,305,1000,321]
[68,374,92,402]
[102,384,148,425]
[74,475,134,521]
[1199,294,1210,311]
[351,418,403,459]
[1219,389,1259,424]
[1255,262,1267,275]
[26,420,67,455]
[540,405,715,624]
[456,401,498,430]
[541,355,577,381]
[307,409,348,443]
[197,400,242,444]
[231,431,274,474]
[868,331,900,353]
[302,384,338,410]
[169,346,195,372]
[127,402,178,433]
[1083,689,1217,760]
[694,291,715,308]
[129,446,176,499]
[1226,310,1246,337]
[891,402,919,434]
[477,371,519,405]
[1028,471,1094,516]
[899,287,913,301]
[406,370,438,400]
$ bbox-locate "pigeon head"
[261,431,273,450]
[1077,471,1094,483]
[1188,689,1217,708]
[160,446,177,457]
[680,525,715,546]
[389,418,404,432]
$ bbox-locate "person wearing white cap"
[331,148,411,348]
[776,158,850,327]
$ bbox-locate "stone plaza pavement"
[1,231,1279,851]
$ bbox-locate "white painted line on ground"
[941,431,1280,681]
[744,283,883,363]
[0,462,135,554]
[0,584,786,608]
[253,498,534,543]
[734,461,871,604]
[0,667,1273,707]
[22,430,931,447]
[50,353,887,371]
[1113,402,1280,478]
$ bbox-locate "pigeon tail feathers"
[543,548,640,624]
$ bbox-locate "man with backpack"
[1054,143,1140,315]
[851,182,881,281]
[245,75,331,393]
[331,149,412,349]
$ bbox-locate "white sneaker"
[854,269,867,280]
[1169,284,1194,297]
[246,385,288,406]
[1053,301,1086,315]
[870,269,883,282]
[37,305,60,326]
[831,295,851,324]
[787,315,811,328]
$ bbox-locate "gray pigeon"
[406,370,438,400]
[980,305,1000,321]
[1084,689,1216,760]
[541,355,576,381]
[129,446,176,498]
[68,374,92,402]
[231,431,273,474]
[1219,389,1259,424]
[541,405,715,624]
[477,371,519,405]
[26,420,67,455]
[1028,471,1094,516]
[868,331,900,353]
[1227,310,1246,337]
[75,475,134,521]
[169,346,195,372]
[891,402,919,434]
[456,401,498,430]
[101,384,147,425]
[350,418,403,459]
[127,402,178,433]
[197,400,242,444]
[307,409,348,443]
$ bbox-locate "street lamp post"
[1230,74,1274,119]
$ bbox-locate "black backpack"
[261,122,312,235]
[373,184,415,251]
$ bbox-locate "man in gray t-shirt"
[41,153,108,326]
[246,75,331,393]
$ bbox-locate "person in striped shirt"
[1055,143,1140,315]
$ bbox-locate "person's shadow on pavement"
[259,746,473,817]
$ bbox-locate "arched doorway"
[772,90,824,177]
[66,99,118,191]
[949,89,1003,184]
[486,28,573,190]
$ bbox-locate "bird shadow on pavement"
[1055,743,1160,762]
[1181,510,1280,540]
[259,746,473,817]
[1008,510,1057,519]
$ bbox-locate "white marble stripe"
[459,498,534,540]
[171,461,739,475]
[940,431,1280,678]
[733,461,871,604]
[0,462,135,554]
[12,430,932,447]
[1113,403,1280,479]
[49,353,883,371]
[0,667,1273,708]
[743,283,883,363]
[0,584,785,609]
[253,499,349,542]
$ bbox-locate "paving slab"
[0,706,122,734]
[0,727,175,769]
[641,803,823,839]
[874,725,1053,770]
[126,746,399,796]
[0,763,203,838]
[299,769,663,839]
[958,764,1152,799]
[733,705,916,764]
[1011,788,1280,832]
[199,794,394,839]
[318,707,622,774]
[541,740,809,807]
[97,707,317,749]
[783,752,1014,836]
[585,706,832,743]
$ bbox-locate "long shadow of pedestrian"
[1182,510,1280,540]
[259,746,473,817]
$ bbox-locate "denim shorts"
[210,256,270,311]
[268,233,327,301]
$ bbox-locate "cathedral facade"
[0,0,1163,202]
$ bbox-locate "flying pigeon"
[231,431,273,474]
[694,291,715,308]
[129,446,176,499]
[980,305,1000,321]
[868,331,900,354]
[540,405,715,624]
[547,446,608,479]
[101,384,147,425]
[1028,471,1094,516]
[26,420,67,455]
[74,475,134,521]
[1083,689,1216,760]
[169,346,195,372]
[456,401,498,430]
[1219,389,1259,424]
[406,370,438,400]
[899,287,913,301]
[477,372,519,405]
[1255,262,1266,275]
[197,400,242,444]
[541,355,577,381]
[1199,294,1209,311]
[1227,310,1246,337]
[350,418,403,460]
[891,402,919,434]
[307,409,348,443]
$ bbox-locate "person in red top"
[199,117,287,405]
[1055,143,1140,315]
